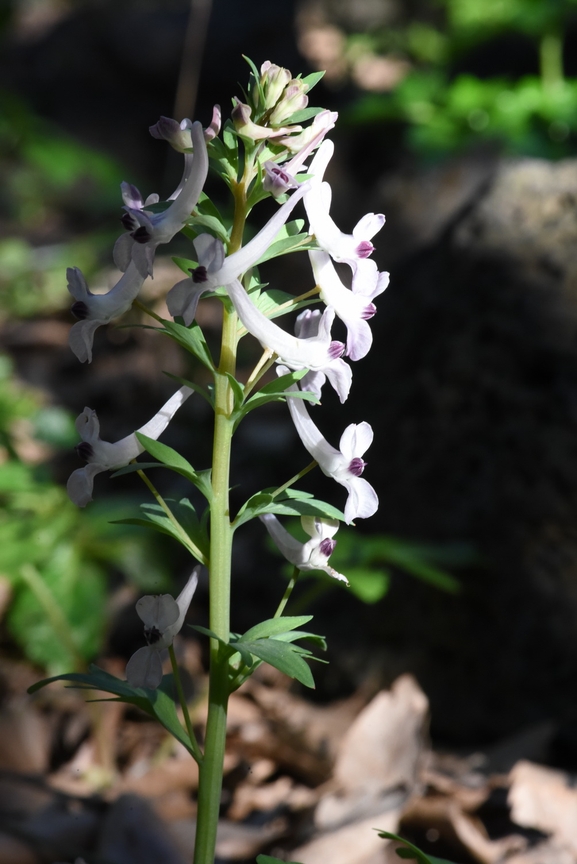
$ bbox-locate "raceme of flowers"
[65,58,385,552]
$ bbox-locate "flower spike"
[260,513,348,583]
[125,567,199,689]
[280,368,378,523]
[67,385,193,507]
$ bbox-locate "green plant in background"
[0,89,125,316]
[0,354,172,673]
[345,0,577,158]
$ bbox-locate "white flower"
[310,250,389,361]
[125,568,199,690]
[280,368,378,523]
[226,282,352,403]
[260,513,348,583]
[166,183,308,325]
[67,261,145,364]
[304,140,385,273]
[113,120,209,278]
[66,385,193,507]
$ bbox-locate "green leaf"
[301,70,326,92]
[257,855,304,864]
[376,832,457,864]
[234,490,344,529]
[186,215,229,243]
[163,372,213,408]
[239,638,316,688]
[161,319,215,370]
[190,624,229,647]
[28,666,195,755]
[255,231,317,265]
[283,105,325,124]
[172,256,198,275]
[239,615,313,642]
[115,498,209,563]
[134,433,212,501]
[225,373,245,414]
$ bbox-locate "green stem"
[273,566,300,618]
[168,644,203,763]
[271,460,317,499]
[243,349,274,397]
[136,468,208,566]
[193,304,238,864]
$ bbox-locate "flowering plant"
[30,57,387,864]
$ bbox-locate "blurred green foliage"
[0,355,172,674]
[346,0,577,157]
[0,90,124,317]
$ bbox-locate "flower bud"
[269,80,308,125]
[260,61,292,111]
[149,116,193,152]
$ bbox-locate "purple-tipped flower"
[310,250,389,361]
[260,514,348,583]
[226,282,352,403]
[66,385,192,507]
[166,183,308,325]
[304,141,385,274]
[67,262,145,363]
[280,368,378,523]
[125,568,199,690]
[114,121,209,278]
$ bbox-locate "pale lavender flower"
[231,98,298,141]
[260,513,348,583]
[67,385,192,507]
[280,369,378,523]
[166,183,308,325]
[149,106,221,149]
[126,568,199,690]
[259,61,292,110]
[226,282,352,403]
[310,250,389,361]
[263,110,338,197]
[67,262,145,363]
[304,140,385,273]
[114,120,209,278]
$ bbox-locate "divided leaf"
[28,666,195,755]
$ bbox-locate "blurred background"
[3,0,577,859]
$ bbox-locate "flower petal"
[136,594,180,630]
[125,646,164,689]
